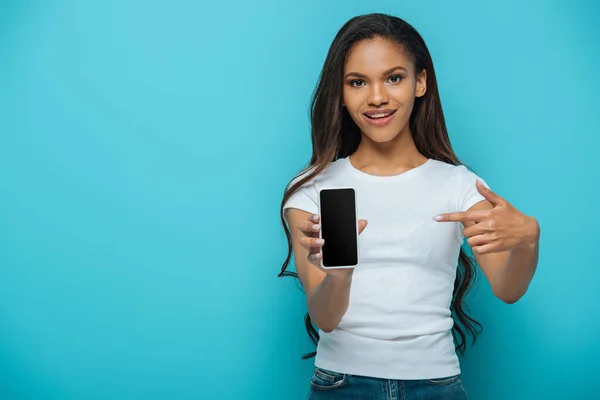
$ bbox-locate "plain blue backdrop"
[1,0,599,399]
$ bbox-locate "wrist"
[325,268,354,283]
[518,216,540,250]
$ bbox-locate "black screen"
[319,188,358,267]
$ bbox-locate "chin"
[361,127,402,143]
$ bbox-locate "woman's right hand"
[298,214,368,275]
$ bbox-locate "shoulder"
[426,159,478,182]
[283,158,348,215]
[428,159,489,211]
[287,157,347,188]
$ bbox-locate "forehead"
[344,38,413,73]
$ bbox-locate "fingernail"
[315,253,322,259]
[315,239,325,245]
[312,224,320,230]
[312,215,319,222]
[433,215,443,221]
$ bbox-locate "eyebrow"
[344,66,407,80]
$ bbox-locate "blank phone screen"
[319,188,358,267]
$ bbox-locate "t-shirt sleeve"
[456,165,491,211]
[282,171,319,216]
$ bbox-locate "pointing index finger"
[433,210,489,222]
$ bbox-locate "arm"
[464,199,540,303]
[285,208,367,332]
[306,272,354,333]
[435,180,540,304]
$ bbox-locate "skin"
[285,37,540,332]
[434,182,540,304]
[343,37,428,175]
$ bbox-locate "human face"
[342,37,427,143]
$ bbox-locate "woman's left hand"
[433,181,540,255]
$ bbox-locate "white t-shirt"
[283,156,489,380]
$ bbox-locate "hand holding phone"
[296,213,367,275]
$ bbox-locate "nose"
[367,83,389,106]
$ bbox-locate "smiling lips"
[363,109,397,126]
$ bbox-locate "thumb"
[476,180,504,206]
[358,219,368,235]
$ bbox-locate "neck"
[350,125,428,176]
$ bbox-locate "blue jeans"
[307,367,467,400]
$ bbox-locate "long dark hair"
[278,13,482,359]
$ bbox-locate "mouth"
[362,109,397,126]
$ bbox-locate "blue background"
[1,1,598,399]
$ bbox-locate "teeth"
[369,113,390,119]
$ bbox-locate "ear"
[416,69,427,97]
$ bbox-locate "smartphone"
[318,187,359,269]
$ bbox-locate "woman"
[279,13,540,400]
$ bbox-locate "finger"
[433,210,490,223]
[307,250,323,266]
[358,219,368,234]
[298,220,321,236]
[299,236,325,250]
[466,234,493,247]
[462,223,489,238]
[472,243,502,255]
[476,180,505,207]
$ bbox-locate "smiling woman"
[278,12,540,400]
[343,41,426,135]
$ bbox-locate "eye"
[350,79,365,87]
[388,75,403,83]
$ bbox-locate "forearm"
[307,272,353,333]
[493,222,540,303]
